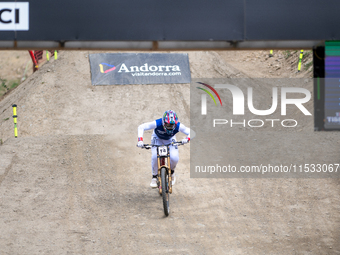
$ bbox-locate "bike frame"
[142,142,182,194]
[140,141,184,216]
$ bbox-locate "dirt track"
[0,51,339,254]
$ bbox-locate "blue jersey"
[154,118,180,140]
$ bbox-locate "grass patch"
[304,60,313,71]
[304,50,312,58]
[9,81,19,89]
[0,77,21,98]
[284,50,291,59]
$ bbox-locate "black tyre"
[161,167,170,216]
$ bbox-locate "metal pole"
[28,50,39,72]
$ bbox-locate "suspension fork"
[168,152,172,194]
[158,155,162,193]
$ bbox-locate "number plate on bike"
[158,146,168,156]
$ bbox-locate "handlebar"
[139,141,184,150]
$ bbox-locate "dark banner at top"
[89,53,191,85]
[1,0,340,42]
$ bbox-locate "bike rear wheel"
[161,167,170,216]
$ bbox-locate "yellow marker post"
[46,50,50,61]
[54,50,58,60]
[12,104,18,138]
[298,50,304,72]
[269,50,273,57]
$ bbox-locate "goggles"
[165,123,175,130]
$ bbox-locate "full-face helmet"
[162,110,178,135]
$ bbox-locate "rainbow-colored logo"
[99,63,116,74]
[196,82,222,106]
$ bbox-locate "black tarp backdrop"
[1,0,243,41]
[0,0,340,41]
[245,0,340,40]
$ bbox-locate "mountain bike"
[141,142,183,216]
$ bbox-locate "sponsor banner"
[0,2,29,31]
[89,53,191,85]
[190,78,340,178]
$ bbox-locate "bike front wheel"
[161,167,170,216]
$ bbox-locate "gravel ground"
[0,50,339,255]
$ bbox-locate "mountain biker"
[137,110,190,188]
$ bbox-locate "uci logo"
[0,2,29,31]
